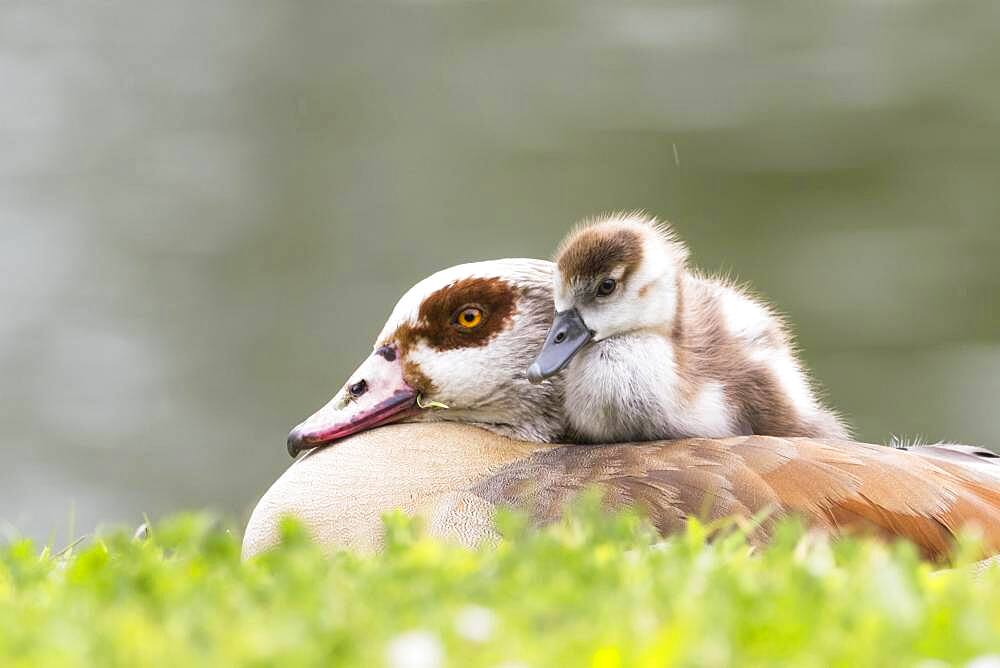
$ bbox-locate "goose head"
[528,213,689,383]
[287,259,564,456]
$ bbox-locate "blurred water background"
[3,1,999,544]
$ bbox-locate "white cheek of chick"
[555,224,684,342]
[529,212,849,444]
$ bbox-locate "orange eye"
[454,306,483,329]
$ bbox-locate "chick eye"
[453,306,484,330]
[597,278,617,297]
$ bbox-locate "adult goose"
[243,260,1000,559]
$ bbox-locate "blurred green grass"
[3,505,999,667]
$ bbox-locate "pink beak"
[286,345,419,457]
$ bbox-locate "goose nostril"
[554,331,566,344]
[374,345,397,362]
[348,379,368,398]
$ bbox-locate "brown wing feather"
[473,436,1000,560]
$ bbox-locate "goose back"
[243,425,1000,561]
[472,436,1000,560]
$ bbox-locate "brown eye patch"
[392,277,519,353]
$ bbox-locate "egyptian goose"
[527,212,847,443]
[257,259,1000,560]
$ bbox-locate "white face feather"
[374,258,565,441]
[408,327,528,408]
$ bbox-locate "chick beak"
[526,308,594,384]
[286,346,419,457]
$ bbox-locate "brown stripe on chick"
[556,224,644,284]
[390,277,520,354]
[673,277,846,439]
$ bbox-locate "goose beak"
[286,346,419,457]
[526,308,594,383]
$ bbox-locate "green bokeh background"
[3,1,999,542]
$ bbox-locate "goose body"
[257,256,1000,561]
[244,423,1000,560]
[528,213,848,442]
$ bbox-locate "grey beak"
[526,308,594,384]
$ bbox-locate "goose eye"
[597,278,617,297]
[453,306,484,330]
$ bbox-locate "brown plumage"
[556,221,650,286]
[245,424,1000,561]
[392,276,521,354]
[473,435,1000,560]
[673,276,847,438]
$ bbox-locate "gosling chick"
[527,212,848,443]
